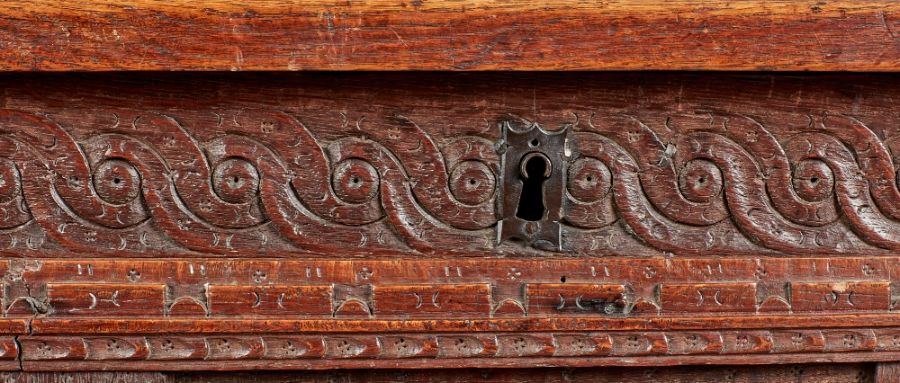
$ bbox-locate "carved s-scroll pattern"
[564,113,900,255]
[3,108,900,256]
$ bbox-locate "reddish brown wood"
[2,73,900,257]
[373,284,492,317]
[0,1,898,71]
[176,366,870,383]
[659,283,758,313]
[46,283,167,316]
[879,363,900,382]
[0,365,874,382]
[207,285,333,317]
[4,3,899,381]
[792,282,892,312]
[0,72,899,374]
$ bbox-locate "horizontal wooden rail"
[1,0,898,71]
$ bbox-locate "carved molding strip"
[12,328,900,370]
[2,109,900,256]
[2,258,898,318]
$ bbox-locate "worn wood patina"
[1,0,900,381]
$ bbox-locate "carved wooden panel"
[0,365,876,383]
[0,72,899,373]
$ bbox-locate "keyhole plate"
[516,152,551,221]
[497,121,571,251]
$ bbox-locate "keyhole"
[516,153,551,221]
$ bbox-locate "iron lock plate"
[497,121,571,251]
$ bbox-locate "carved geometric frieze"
[1,73,900,370]
[0,257,894,318]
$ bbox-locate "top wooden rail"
[1,1,899,71]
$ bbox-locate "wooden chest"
[1,1,899,381]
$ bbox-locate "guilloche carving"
[3,109,900,256]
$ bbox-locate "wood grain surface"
[0,1,898,71]
[2,72,900,371]
[3,72,900,257]
[878,363,900,383]
[0,365,876,382]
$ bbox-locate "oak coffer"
[0,1,899,382]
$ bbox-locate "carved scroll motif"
[1,109,900,256]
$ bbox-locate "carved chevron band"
[1,108,900,256]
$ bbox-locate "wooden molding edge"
[0,0,898,71]
[0,366,878,382]
[13,330,900,369]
